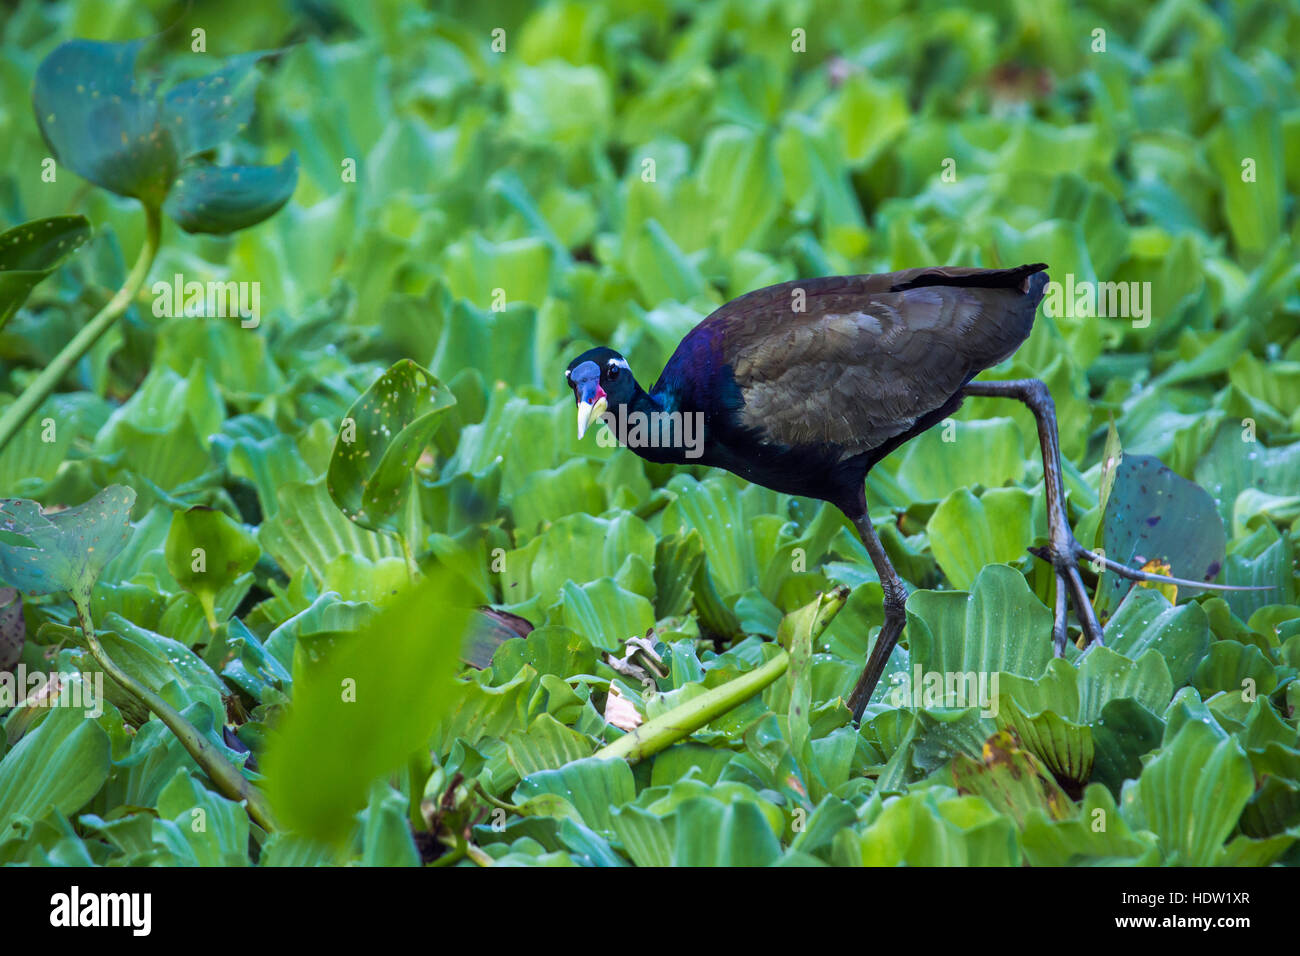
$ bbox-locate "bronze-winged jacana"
[565,263,1233,720]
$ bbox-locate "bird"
[565,263,1239,720]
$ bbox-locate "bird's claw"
[1029,537,1105,655]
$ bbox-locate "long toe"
[1052,571,1069,657]
[1064,563,1105,648]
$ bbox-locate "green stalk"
[594,648,794,764]
[74,599,277,832]
[0,202,162,454]
[593,586,849,765]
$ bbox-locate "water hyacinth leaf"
[559,579,655,653]
[506,713,595,777]
[1120,719,1254,865]
[1194,423,1300,526]
[926,487,1037,590]
[1240,776,1300,839]
[1019,784,1157,865]
[609,804,673,867]
[33,39,177,205]
[653,530,704,619]
[1076,646,1174,723]
[850,791,1020,866]
[995,696,1094,797]
[1193,640,1277,699]
[358,781,420,867]
[33,38,296,238]
[163,155,300,235]
[161,51,267,157]
[951,730,1073,828]
[327,359,456,535]
[514,757,635,838]
[0,486,135,606]
[1102,589,1211,687]
[154,768,250,867]
[261,568,472,843]
[669,797,783,867]
[1098,454,1226,618]
[259,477,404,581]
[893,418,1026,502]
[1086,696,1166,796]
[906,564,1055,681]
[0,698,111,834]
[164,507,260,630]
[0,216,92,329]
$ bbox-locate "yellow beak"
[577,396,608,439]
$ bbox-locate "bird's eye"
[607,363,620,380]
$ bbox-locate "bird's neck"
[606,385,702,463]
[627,383,666,417]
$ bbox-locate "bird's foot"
[1028,534,1104,656]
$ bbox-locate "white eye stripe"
[607,358,630,371]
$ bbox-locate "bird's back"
[655,264,1048,462]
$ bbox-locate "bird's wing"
[714,265,1047,455]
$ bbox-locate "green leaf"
[261,568,472,844]
[514,756,635,838]
[926,487,1037,590]
[1120,719,1254,865]
[0,485,135,606]
[1076,646,1173,723]
[668,797,782,866]
[327,359,455,535]
[506,713,595,777]
[951,729,1074,828]
[33,38,296,236]
[1195,423,1300,526]
[160,51,267,157]
[995,696,1094,796]
[1099,454,1226,617]
[33,39,177,204]
[0,216,92,330]
[164,507,260,630]
[1103,589,1212,687]
[358,781,420,867]
[559,579,655,653]
[907,564,1055,681]
[1193,641,1278,700]
[893,418,1026,502]
[153,769,250,866]
[0,697,110,834]
[0,587,20,672]
[848,791,1019,866]
[163,155,300,235]
[259,477,404,582]
[1020,784,1157,865]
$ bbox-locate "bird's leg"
[960,378,1105,653]
[846,511,909,721]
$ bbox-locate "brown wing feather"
[716,265,1046,457]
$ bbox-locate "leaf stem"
[73,597,277,831]
[592,588,848,764]
[0,202,162,454]
[593,649,791,764]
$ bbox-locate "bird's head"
[565,347,636,439]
